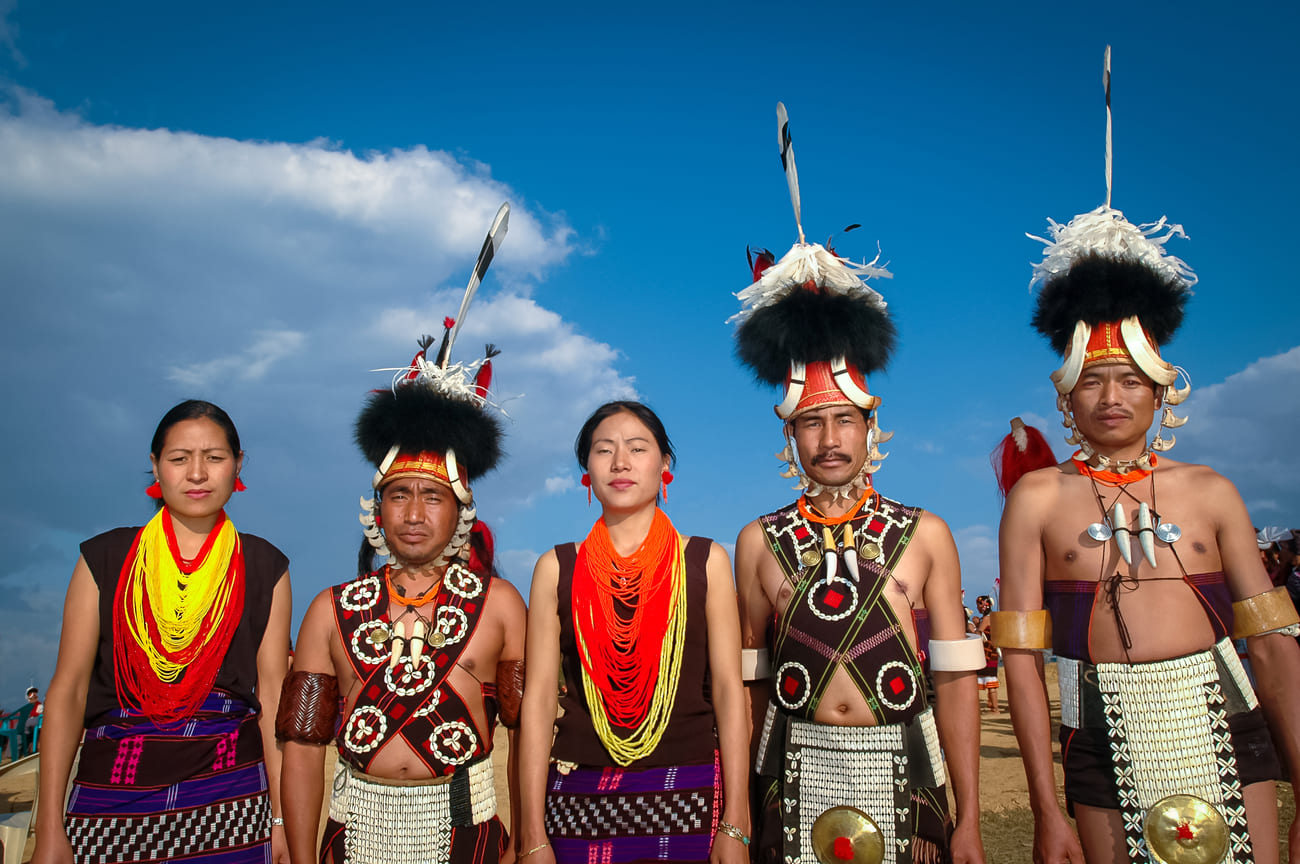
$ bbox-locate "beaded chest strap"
[332,564,492,774]
[761,495,926,724]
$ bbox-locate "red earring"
[581,473,591,505]
[234,478,247,492]
[146,481,163,499]
[661,470,674,501]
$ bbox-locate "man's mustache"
[812,450,850,465]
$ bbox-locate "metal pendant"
[429,630,446,648]
[1156,522,1182,543]
[801,549,822,567]
[860,541,882,561]
[1142,794,1228,864]
[811,806,884,864]
[1087,522,1113,541]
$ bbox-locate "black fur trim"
[354,385,504,481]
[735,290,896,385]
[1032,254,1189,354]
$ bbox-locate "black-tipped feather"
[355,386,504,481]
[1032,254,1189,354]
[736,290,896,385]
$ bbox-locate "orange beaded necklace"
[571,508,687,765]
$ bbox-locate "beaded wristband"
[717,821,750,846]
[519,842,551,859]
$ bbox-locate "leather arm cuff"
[989,609,1052,651]
[496,659,525,730]
[1232,586,1300,639]
[275,670,340,745]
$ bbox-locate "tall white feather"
[776,103,805,245]
[446,201,510,362]
[1103,46,1113,209]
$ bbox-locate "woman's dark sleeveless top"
[80,525,289,726]
[552,535,716,769]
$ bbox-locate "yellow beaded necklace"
[121,508,241,684]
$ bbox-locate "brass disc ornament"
[1142,794,1229,864]
[810,806,884,864]
[801,549,822,567]
[859,541,882,561]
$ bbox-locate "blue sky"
[2,1,1298,705]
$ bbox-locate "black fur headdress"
[736,259,896,386]
[1032,253,1189,356]
[354,355,504,482]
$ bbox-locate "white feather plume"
[1026,205,1196,292]
[730,243,892,324]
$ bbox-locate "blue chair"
[30,714,42,752]
[0,705,34,761]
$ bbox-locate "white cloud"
[0,90,624,701]
[544,474,576,494]
[168,329,306,389]
[1175,346,1300,525]
[954,523,999,600]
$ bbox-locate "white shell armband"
[742,648,771,681]
[928,634,987,672]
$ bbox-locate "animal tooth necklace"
[1083,465,1193,658]
[798,488,882,582]
[384,566,443,670]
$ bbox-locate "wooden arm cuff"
[275,670,340,744]
[496,659,525,729]
[989,609,1052,651]
[1232,586,1300,639]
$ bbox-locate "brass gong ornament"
[811,806,884,864]
[1142,794,1229,864]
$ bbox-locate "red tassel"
[581,472,591,505]
[661,470,674,502]
[747,247,776,282]
[466,521,495,574]
[146,481,163,499]
[991,418,1056,499]
[474,359,493,399]
[443,316,456,330]
[234,478,247,492]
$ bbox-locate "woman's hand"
[270,821,289,864]
[30,825,75,864]
[709,828,750,864]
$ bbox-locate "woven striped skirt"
[543,752,721,864]
[65,691,271,864]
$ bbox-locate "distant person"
[34,400,292,863]
[973,597,1000,714]
[23,687,41,751]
